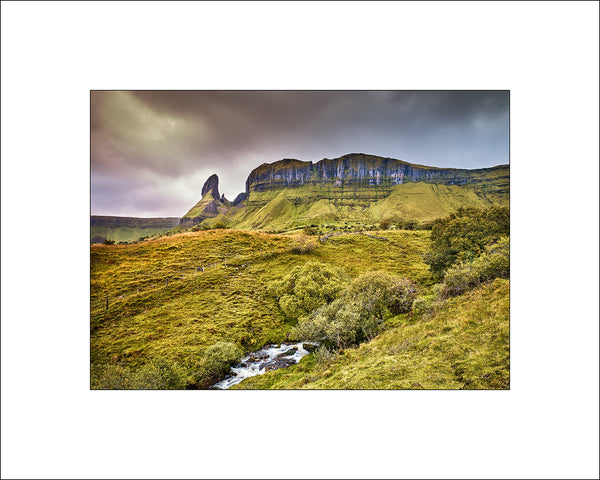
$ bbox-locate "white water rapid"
[211,342,317,389]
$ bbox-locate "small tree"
[267,261,348,322]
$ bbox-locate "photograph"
[90,90,510,390]
[3,2,598,478]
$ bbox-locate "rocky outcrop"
[232,192,248,206]
[179,174,227,225]
[245,153,508,193]
[201,174,220,200]
[178,154,509,231]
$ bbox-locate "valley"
[90,153,510,390]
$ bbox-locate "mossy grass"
[232,279,509,389]
[91,229,433,385]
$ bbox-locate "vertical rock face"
[202,174,220,200]
[179,154,509,230]
[244,153,505,193]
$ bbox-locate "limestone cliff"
[246,153,507,193]
[179,153,509,231]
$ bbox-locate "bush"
[213,222,228,229]
[411,295,438,316]
[296,298,364,348]
[440,236,509,297]
[103,239,115,245]
[348,271,417,316]
[290,235,319,253]
[424,206,509,279]
[90,361,187,390]
[303,226,318,236]
[202,342,243,376]
[294,271,417,349]
[267,261,348,322]
[396,220,417,230]
[379,220,391,230]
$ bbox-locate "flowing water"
[211,342,318,389]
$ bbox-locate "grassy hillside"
[91,229,432,377]
[233,278,509,389]
[90,216,180,244]
[91,205,509,390]
[184,174,509,233]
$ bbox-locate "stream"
[211,341,318,389]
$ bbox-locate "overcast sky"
[91,90,509,217]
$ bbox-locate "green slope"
[225,178,508,232]
[233,278,509,390]
[90,216,180,244]
[91,230,432,379]
[176,157,509,233]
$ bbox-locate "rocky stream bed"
[211,342,318,389]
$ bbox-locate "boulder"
[277,348,297,358]
[302,343,319,353]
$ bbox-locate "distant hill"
[90,216,180,244]
[177,153,509,232]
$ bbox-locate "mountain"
[91,216,180,244]
[178,153,509,231]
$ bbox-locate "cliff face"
[245,153,505,193]
[179,153,509,232]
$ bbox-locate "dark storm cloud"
[91,90,509,217]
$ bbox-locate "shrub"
[267,261,348,322]
[290,235,319,254]
[303,226,318,236]
[103,239,115,245]
[424,206,509,279]
[441,236,509,297]
[131,361,187,389]
[202,342,243,376]
[396,220,417,230]
[294,271,417,348]
[411,295,438,316]
[90,361,187,390]
[348,271,417,316]
[213,222,228,229]
[379,220,391,230]
[296,298,365,348]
